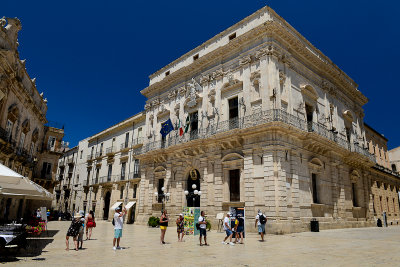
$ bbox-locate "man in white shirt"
[113,206,126,250]
[198,211,208,246]
[255,210,267,242]
[222,213,234,245]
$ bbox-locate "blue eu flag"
[160,119,174,138]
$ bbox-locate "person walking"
[198,210,208,246]
[65,213,82,251]
[113,206,127,250]
[78,211,85,249]
[235,214,244,244]
[159,210,169,244]
[85,210,96,240]
[176,213,185,242]
[255,210,267,241]
[222,213,235,246]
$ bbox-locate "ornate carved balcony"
[120,142,130,152]
[136,109,376,164]
[95,151,103,159]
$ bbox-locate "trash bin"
[310,219,319,232]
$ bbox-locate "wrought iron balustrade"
[87,154,93,161]
[128,171,141,179]
[95,152,103,158]
[120,142,130,150]
[137,109,375,162]
[106,146,116,155]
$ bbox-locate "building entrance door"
[187,169,200,207]
[103,191,111,220]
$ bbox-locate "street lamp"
[184,184,201,207]
[155,187,170,213]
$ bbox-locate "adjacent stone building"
[57,6,400,232]
[0,17,65,221]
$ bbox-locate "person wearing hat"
[65,213,83,251]
[255,210,267,241]
[113,206,127,250]
[222,212,235,245]
[176,213,185,242]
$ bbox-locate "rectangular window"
[19,133,25,149]
[120,186,124,199]
[138,128,143,139]
[189,112,198,140]
[5,120,13,139]
[352,183,358,207]
[193,54,199,61]
[87,170,91,185]
[229,169,240,202]
[134,159,140,177]
[229,97,239,129]
[48,136,56,150]
[125,132,129,147]
[95,168,100,184]
[100,143,103,156]
[229,32,236,41]
[80,150,83,159]
[121,162,126,180]
[133,184,137,198]
[165,71,170,76]
[107,164,112,181]
[158,179,164,203]
[76,174,79,184]
[312,173,318,203]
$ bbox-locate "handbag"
[93,220,96,228]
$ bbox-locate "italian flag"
[178,119,184,136]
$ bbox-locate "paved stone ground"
[1,221,400,266]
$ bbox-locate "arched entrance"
[103,191,111,220]
[186,169,200,207]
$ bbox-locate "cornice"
[140,20,367,108]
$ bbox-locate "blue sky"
[3,1,400,149]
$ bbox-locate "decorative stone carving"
[144,103,152,111]
[200,74,210,85]
[279,70,286,85]
[151,99,160,107]
[239,55,252,66]
[174,104,180,116]
[208,88,216,103]
[0,17,6,27]
[211,68,224,80]
[186,78,201,108]
[178,86,186,97]
[168,89,177,99]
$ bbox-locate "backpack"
[259,214,266,224]
[112,218,115,226]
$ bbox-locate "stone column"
[289,151,301,220]
[275,149,288,220]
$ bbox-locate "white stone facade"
[56,6,400,232]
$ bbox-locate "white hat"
[179,213,183,217]
[227,212,231,215]
[74,213,82,219]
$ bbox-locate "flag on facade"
[184,116,190,133]
[178,119,184,136]
[160,119,174,138]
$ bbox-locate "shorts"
[258,224,265,233]
[236,226,244,233]
[225,229,233,237]
[199,228,207,237]
[114,229,122,238]
[160,226,167,230]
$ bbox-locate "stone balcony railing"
[374,164,400,178]
[136,109,376,163]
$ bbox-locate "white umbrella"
[0,163,53,200]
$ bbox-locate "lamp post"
[154,187,170,213]
[184,184,202,207]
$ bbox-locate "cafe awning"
[0,163,53,200]
[110,201,123,211]
[125,201,136,210]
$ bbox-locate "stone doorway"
[186,169,200,207]
[103,191,111,220]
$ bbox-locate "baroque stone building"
[0,17,65,221]
[58,6,400,233]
